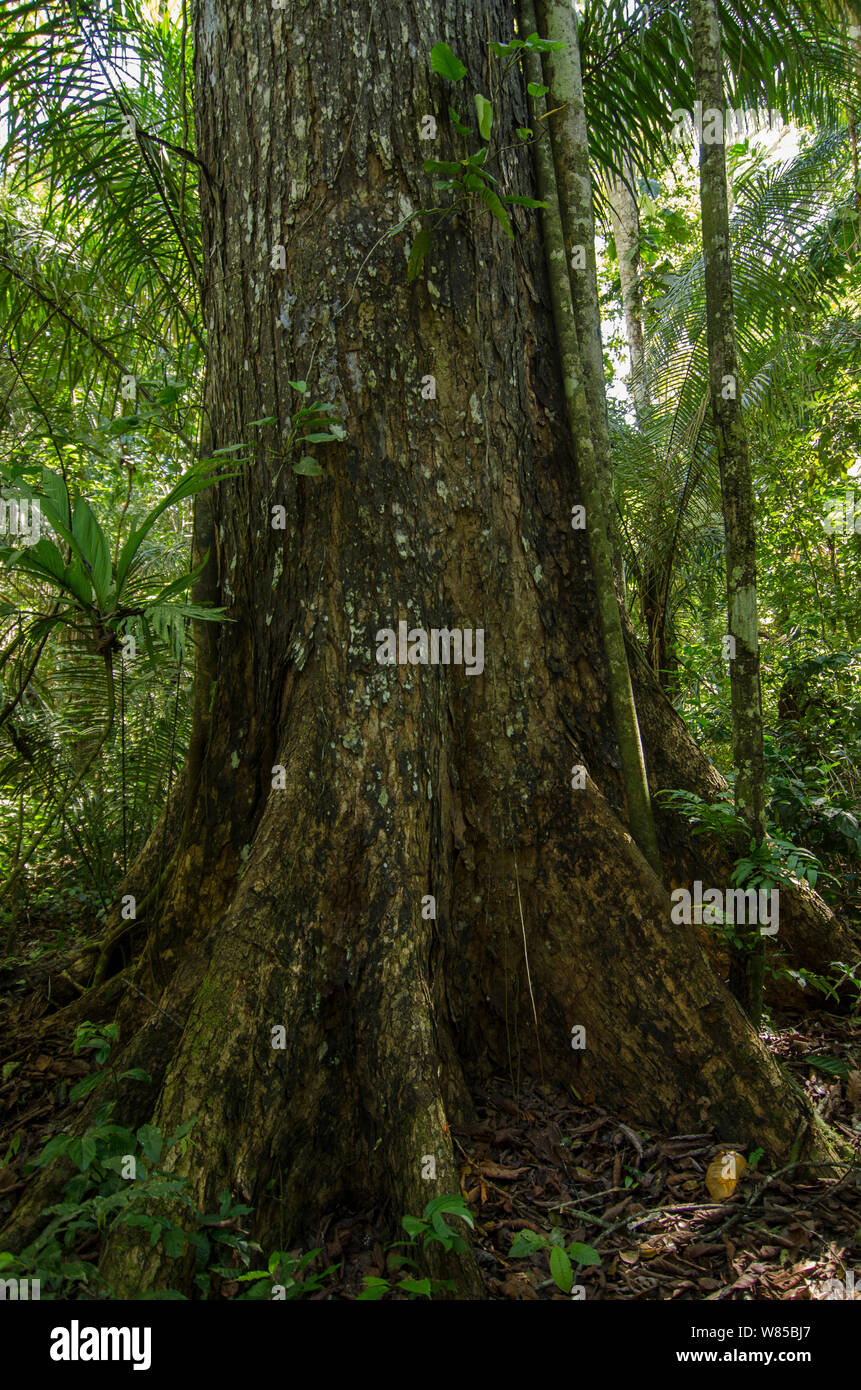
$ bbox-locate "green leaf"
[567,1241,601,1267]
[407,226,432,282]
[509,1229,547,1257]
[401,1214,427,1238]
[292,456,322,476]
[474,93,493,140]
[106,414,140,435]
[516,127,533,139]
[289,380,308,394]
[301,428,345,443]
[524,33,564,52]
[430,41,466,82]
[550,1244,574,1293]
[71,498,111,607]
[801,1054,849,1080]
[489,39,526,56]
[527,81,548,99]
[479,186,513,238]
[69,1072,104,1102]
[449,105,471,137]
[248,416,278,427]
[398,1277,432,1297]
[136,1123,163,1164]
[501,195,548,208]
[423,158,463,176]
[161,1227,186,1259]
[357,1277,390,1300]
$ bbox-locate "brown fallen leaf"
[478,1161,528,1181]
[846,1070,861,1109]
[706,1150,747,1201]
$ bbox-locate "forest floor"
[319,1022,861,1300]
[1,912,860,1300]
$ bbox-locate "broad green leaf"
[293,456,322,476]
[401,1214,427,1238]
[474,93,493,140]
[69,1072,104,1102]
[301,427,345,443]
[527,81,548,99]
[106,414,140,435]
[71,498,111,607]
[357,1277,389,1300]
[430,41,466,82]
[479,186,513,238]
[137,1123,163,1164]
[423,158,463,176]
[502,195,548,208]
[161,1227,186,1259]
[567,1241,601,1267]
[550,1244,574,1293]
[398,1277,432,1297]
[509,1229,546,1257]
[115,460,234,597]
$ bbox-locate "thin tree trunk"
[606,165,648,414]
[689,0,767,1024]
[535,0,621,567]
[521,0,661,877]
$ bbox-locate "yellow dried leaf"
[706,1150,747,1201]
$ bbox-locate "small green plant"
[357,1194,475,1300]
[658,787,833,893]
[218,1246,338,1300]
[0,1029,296,1299]
[507,1226,600,1295]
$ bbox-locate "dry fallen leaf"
[705,1150,747,1200]
[477,1161,528,1181]
[846,1070,861,1109]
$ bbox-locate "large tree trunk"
[2,0,849,1295]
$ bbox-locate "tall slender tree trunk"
[689,0,767,1023]
[606,165,648,414]
[521,0,661,875]
[1,0,844,1295]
